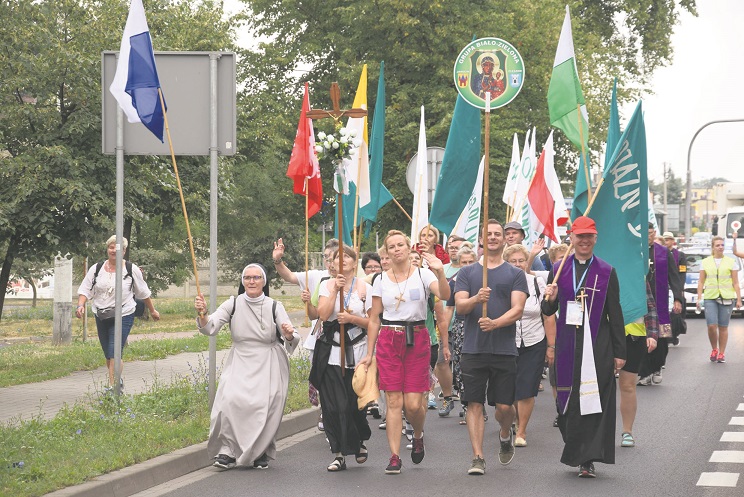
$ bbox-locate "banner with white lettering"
[590,101,648,324]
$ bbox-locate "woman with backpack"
[503,244,555,448]
[76,236,160,390]
[194,263,300,470]
[356,230,450,474]
[312,245,373,472]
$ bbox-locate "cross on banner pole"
[307,82,368,376]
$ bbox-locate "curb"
[43,406,319,497]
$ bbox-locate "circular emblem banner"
[454,38,525,110]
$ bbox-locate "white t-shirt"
[319,278,372,367]
[293,269,329,292]
[372,268,437,321]
[515,273,547,348]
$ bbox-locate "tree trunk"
[20,274,37,307]
[0,235,18,323]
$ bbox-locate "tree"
[234,0,697,243]
[0,0,238,320]
[650,169,685,205]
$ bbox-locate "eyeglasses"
[365,265,382,271]
[242,275,263,282]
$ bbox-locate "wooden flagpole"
[158,89,202,316]
[481,94,491,318]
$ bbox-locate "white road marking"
[737,403,744,411]
[697,472,740,487]
[710,451,744,463]
[721,432,744,443]
[729,417,744,426]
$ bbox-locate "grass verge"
[0,354,312,497]
[0,334,233,388]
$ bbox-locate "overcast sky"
[224,0,742,185]
[633,0,744,185]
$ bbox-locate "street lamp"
[686,119,744,239]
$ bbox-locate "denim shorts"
[375,325,430,393]
[704,299,734,327]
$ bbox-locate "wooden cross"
[394,293,406,311]
[305,81,367,376]
[306,82,368,121]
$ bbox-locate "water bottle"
[695,298,703,315]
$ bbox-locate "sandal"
[459,419,468,425]
[621,432,635,448]
[356,443,368,464]
[327,456,346,472]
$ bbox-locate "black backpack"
[229,296,283,343]
[92,261,146,317]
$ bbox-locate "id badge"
[566,300,583,326]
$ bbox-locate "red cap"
[569,216,597,235]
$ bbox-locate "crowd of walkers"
[186,217,722,478]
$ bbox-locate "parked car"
[683,245,743,317]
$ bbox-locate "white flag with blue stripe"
[109,0,166,142]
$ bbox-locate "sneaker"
[578,462,596,478]
[498,431,515,465]
[542,366,548,379]
[710,348,719,362]
[439,397,455,417]
[378,419,387,429]
[651,370,663,384]
[253,453,269,469]
[468,456,486,475]
[718,353,726,363]
[403,422,413,442]
[318,413,325,432]
[385,454,402,474]
[411,435,425,464]
[621,432,635,448]
[213,454,236,469]
[368,403,381,419]
[637,375,652,386]
[553,415,559,428]
[427,393,437,409]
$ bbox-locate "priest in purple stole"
[542,216,626,478]
[638,225,683,384]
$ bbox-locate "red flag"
[287,83,322,218]
[527,147,557,242]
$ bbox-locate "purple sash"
[555,255,612,414]
[652,243,671,325]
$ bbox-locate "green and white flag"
[547,5,588,151]
[591,101,648,324]
[451,157,484,246]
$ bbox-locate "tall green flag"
[547,5,588,151]
[572,79,618,221]
[591,101,648,324]
[604,78,620,171]
[360,62,391,224]
[429,94,481,235]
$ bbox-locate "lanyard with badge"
[565,257,594,326]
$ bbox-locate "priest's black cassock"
[542,255,626,467]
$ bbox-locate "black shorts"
[515,338,547,401]
[460,353,516,407]
[621,334,647,374]
[430,343,439,369]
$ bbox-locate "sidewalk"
[2,310,320,497]
[0,309,313,424]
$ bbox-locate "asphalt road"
[133,315,744,497]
